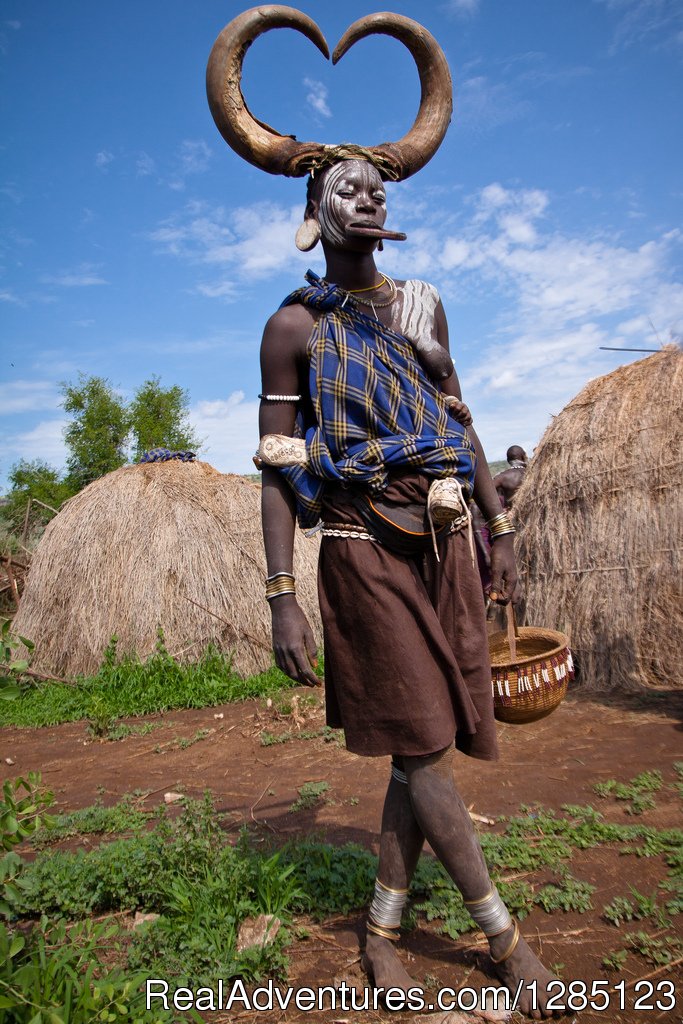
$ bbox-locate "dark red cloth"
[318,472,498,761]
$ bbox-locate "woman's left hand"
[488,535,518,604]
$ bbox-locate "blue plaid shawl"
[278,270,477,528]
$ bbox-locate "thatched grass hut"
[13,461,321,678]
[514,345,682,692]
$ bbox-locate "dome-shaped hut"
[13,461,321,678]
[514,345,682,692]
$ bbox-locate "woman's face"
[315,159,387,249]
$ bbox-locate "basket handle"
[506,602,519,662]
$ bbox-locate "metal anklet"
[366,921,401,942]
[490,920,520,964]
[368,877,408,942]
[368,877,408,933]
[464,886,513,937]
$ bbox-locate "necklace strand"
[351,274,397,308]
[347,277,386,294]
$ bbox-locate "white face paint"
[316,160,387,248]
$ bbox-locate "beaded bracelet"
[258,394,302,402]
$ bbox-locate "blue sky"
[1,0,682,489]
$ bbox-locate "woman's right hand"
[270,597,321,687]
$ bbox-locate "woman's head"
[296,159,388,252]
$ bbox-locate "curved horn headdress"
[206,6,452,181]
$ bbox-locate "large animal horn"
[206,5,330,177]
[333,13,452,181]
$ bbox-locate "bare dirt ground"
[2,688,682,1023]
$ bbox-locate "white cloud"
[168,140,212,191]
[190,391,260,473]
[441,238,470,270]
[149,200,312,283]
[130,333,248,356]
[0,381,61,415]
[0,182,22,204]
[595,0,683,54]
[455,76,532,131]
[196,280,238,300]
[136,152,156,177]
[0,288,22,304]
[446,0,481,15]
[303,77,331,118]
[381,180,682,458]
[0,417,68,472]
[43,264,108,287]
[95,150,114,169]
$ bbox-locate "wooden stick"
[250,778,275,822]
[4,561,19,606]
[625,954,683,988]
[0,554,27,570]
[23,666,75,685]
[168,634,212,659]
[21,497,32,546]
[31,497,60,515]
[183,596,271,650]
[468,810,496,825]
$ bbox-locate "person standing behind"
[493,446,528,510]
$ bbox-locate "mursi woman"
[207,8,562,1019]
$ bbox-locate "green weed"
[282,840,375,917]
[0,637,297,728]
[127,852,296,986]
[155,727,212,753]
[1,775,54,917]
[178,728,211,749]
[32,795,150,848]
[89,719,158,742]
[534,871,594,914]
[0,915,180,1023]
[261,726,328,746]
[0,620,35,701]
[603,888,669,928]
[289,781,330,812]
[602,947,628,971]
[0,775,178,1023]
[624,929,682,968]
[593,770,663,815]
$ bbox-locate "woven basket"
[489,605,573,724]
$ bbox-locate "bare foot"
[489,924,564,1019]
[361,932,419,1000]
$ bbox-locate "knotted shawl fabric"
[139,449,196,463]
[279,270,477,528]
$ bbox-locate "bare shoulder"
[261,302,316,359]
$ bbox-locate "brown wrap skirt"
[318,472,498,761]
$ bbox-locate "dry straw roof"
[514,345,682,692]
[13,461,321,679]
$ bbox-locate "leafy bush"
[0,916,178,1023]
[0,776,178,1023]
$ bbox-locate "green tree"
[3,459,76,529]
[129,375,200,461]
[61,375,130,490]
